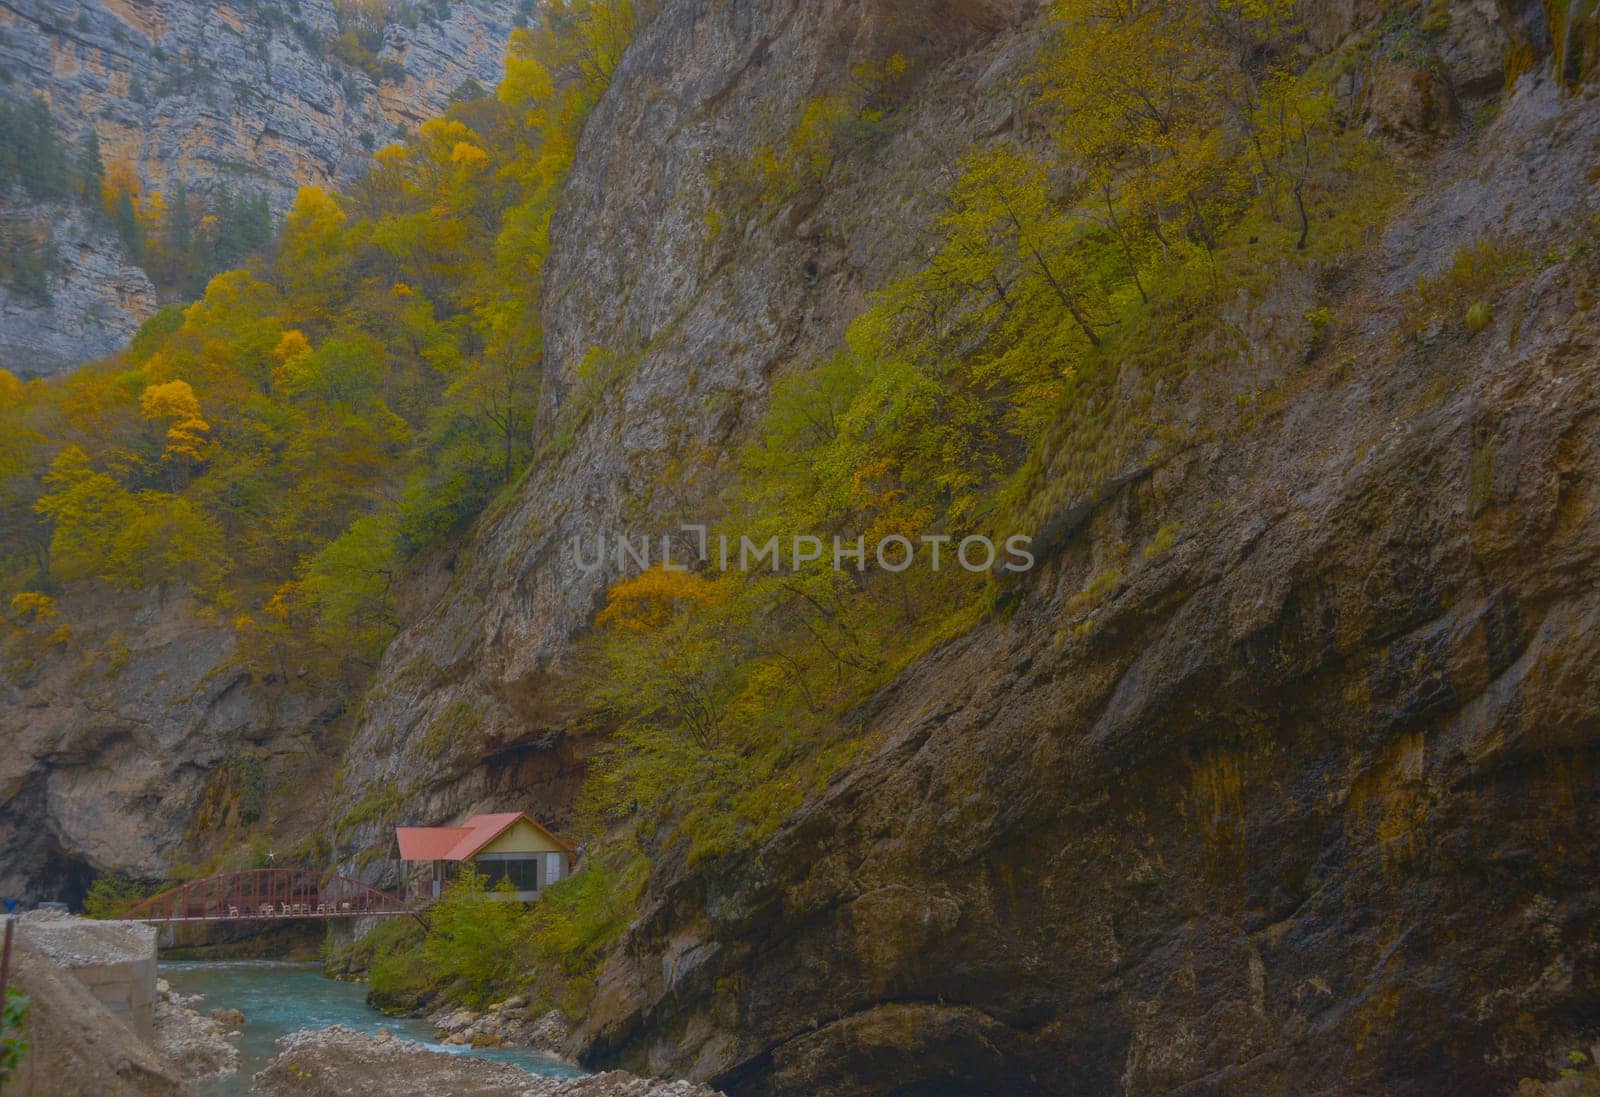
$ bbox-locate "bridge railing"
[117,868,414,923]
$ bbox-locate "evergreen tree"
[76,129,105,218]
[111,188,143,263]
[0,98,72,199]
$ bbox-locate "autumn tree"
[33,446,140,584]
[1041,0,1244,276]
[32,445,226,593]
[0,370,53,582]
[275,187,352,328]
[589,567,738,751]
[139,379,211,485]
[297,510,399,668]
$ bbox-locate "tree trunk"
[1103,184,1149,304]
[1293,178,1310,250]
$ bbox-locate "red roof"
[396,826,470,861]
[396,812,575,862]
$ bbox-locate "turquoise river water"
[161,961,585,1096]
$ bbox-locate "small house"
[395,812,576,901]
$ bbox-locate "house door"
[544,852,563,887]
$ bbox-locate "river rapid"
[161,961,584,1096]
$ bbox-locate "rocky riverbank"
[151,979,243,1082]
[7,925,704,1096]
[253,1026,723,1097]
[5,933,183,1097]
[427,996,574,1056]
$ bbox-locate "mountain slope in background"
[0,0,519,375]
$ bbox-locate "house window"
[475,857,539,892]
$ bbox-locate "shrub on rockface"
[362,854,644,1018]
[82,872,152,919]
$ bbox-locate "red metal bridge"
[116,868,420,925]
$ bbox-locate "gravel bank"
[253,1026,724,1097]
[15,909,156,965]
[427,996,574,1056]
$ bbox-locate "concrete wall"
[57,954,157,1041]
[15,914,158,1042]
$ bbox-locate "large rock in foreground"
[253,1026,723,1097]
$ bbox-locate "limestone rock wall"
[0,588,341,905]
[330,0,1045,871]
[0,200,156,375]
[565,54,1600,1097]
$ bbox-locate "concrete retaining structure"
[16,912,158,1041]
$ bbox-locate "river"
[161,961,586,1096]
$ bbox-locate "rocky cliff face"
[0,200,156,372]
[329,0,1041,856]
[566,63,1600,1097]
[345,0,1600,1093]
[0,0,519,375]
[0,587,342,905]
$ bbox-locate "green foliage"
[83,872,153,919]
[0,224,60,305]
[0,989,27,1085]
[298,511,399,665]
[1405,238,1529,339]
[709,53,909,221]
[338,782,403,836]
[128,306,186,362]
[368,852,645,1016]
[154,185,274,299]
[354,918,431,1011]
[0,96,271,296]
[1069,567,1122,615]
[33,445,228,593]
[417,869,529,1005]
[0,97,74,200]
[1515,1047,1600,1095]
[1143,521,1182,560]
[190,754,269,838]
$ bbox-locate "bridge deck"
[116,868,422,925]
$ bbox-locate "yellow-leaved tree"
[139,379,211,474]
